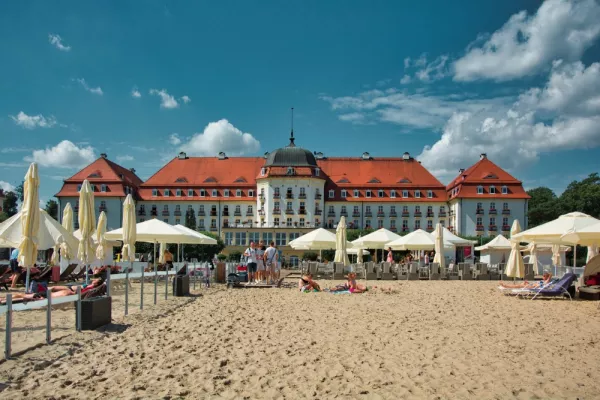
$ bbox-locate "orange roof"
[447,156,530,199]
[56,156,143,198]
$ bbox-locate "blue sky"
[1,0,600,205]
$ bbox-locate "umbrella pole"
[574,246,577,269]
[25,267,31,293]
[154,241,158,305]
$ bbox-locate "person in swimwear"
[1,278,104,303]
[498,272,553,289]
[298,273,320,292]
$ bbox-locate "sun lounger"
[407,262,419,281]
[365,262,377,280]
[446,263,459,280]
[56,264,79,282]
[459,263,473,280]
[332,262,344,280]
[475,263,490,280]
[429,263,440,280]
[381,262,393,280]
[524,273,577,300]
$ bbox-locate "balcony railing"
[476,208,485,215]
[285,209,294,215]
[315,193,322,199]
[299,209,306,215]
[174,210,182,216]
[340,211,348,217]
[246,211,254,216]
[475,225,484,232]
[390,212,397,218]
[210,226,218,232]
[489,225,498,231]
[414,212,422,217]
[286,193,294,199]
[402,227,409,232]
[426,212,434,218]
[352,212,360,217]
[234,211,242,216]
[162,210,170,216]
[414,225,421,230]
[438,212,446,217]
[298,193,306,199]
[210,211,217,216]
[502,225,511,231]
[365,212,373,217]
[273,193,280,199]
[377,212,385,218]
[502,209,511,215]
[151,210,157,216]
[489,209,497,215]
[402,211,410,217]
[198,211,206,216]
[222,212,230,217]
[327,211,336,217]
[390,227,397,232]
[138,209,146,216]
[271,208,279,215]
[315,209,322,215]
[426,226,434,232]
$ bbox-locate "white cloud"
[415,55,449,82]
[181,95,191,104]
[338,113,367,124]
[116,155,134,163]
[76,78,103,95]
[0,181,15,193]
[48,33,71,52]
[419,61,600,182]
[131,88,141,98]
[9,111,57,129]
[149,89,178,109]
[169,133,181,145]
[403,57,411,69]
[180,119,260,156]
[453,0,600,81]
[26,140,95,168]
[400,75,412,84]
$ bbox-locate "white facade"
[58,197,124,232]
[449,198,528,237]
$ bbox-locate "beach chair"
[56,264,78,282]
[429,263,440,280]
[475,263,490,280]
[381,262,393,280]
[354,263,366,279]
[418,264,429,279]
[489,264,501,280]
[446,263,458,280]
[395,263,407,280]
[332,262,344,280]
[523,273,577,300]
[458,263,473,280]
[524,263,535,281]
[365,262,377,280]
[407,262,419,280]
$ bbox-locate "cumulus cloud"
[0,181,16,193]
[453,0,600,81]
[131,88,141,98]
[169,133,181,145]
[76,78,103,95]
[180,119,260,156]
[400,75,412,84]
[181,95,191,104]
[338,113,367,124]
[26,140,95,168]
[9,111,57,129]
[415,55,449,82]
[48,33,71,51]
[149,89,178,109]
[116,155,134,163]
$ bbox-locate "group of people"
[384,248,436,265]
[298,272,394,294]
[243,241,280,285]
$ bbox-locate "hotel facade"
[56,135,530,263]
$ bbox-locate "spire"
[288,107,295,147]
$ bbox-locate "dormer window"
[211,189,217,197]
[366,190,372,198]
[187,189,193,197]
[489,186,496,194]
[354,190,359,198]
[199,189,205,197]
[224,189,230,197]
[341,190,347,198]
[329,190,335,198]
[236,189,242,197]
[152,189,158,197]
[378,190,384,198]
[176,189,182,197]
[287,167,295,175]
[477,186,483,195]
[427,190,433,198]
[164,189,170,197]
[390,190,396,198]
[502,186,508,195]
[260,168,266,176]
[315,168,320,176]
[415,190,421,198]
[101,184,107,192]
[248,189,254,197]
[402,190,408,198]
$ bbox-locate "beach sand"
[1,279,599,399]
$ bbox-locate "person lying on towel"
[498,272,554,289]
[299,274,321,292]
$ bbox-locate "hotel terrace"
[56,134,530,261]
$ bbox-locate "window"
[90,184,95,192]
[247,205,253,214]
[503,202,508,210]
[198,219,205,229]
[199,204,205,213]
[341,205,347,214]
[366,206,371,213]
[502,186,508,195]
[176,189,182,197]
[402,190,408,198]
[402,220,408,230]
[489,186,496,194]
[152,188,158,197]
[354,190,359,198]
[427,190,433,198]
[100,200,106,209]
[390,220,396,229]
[415,220,421,229]
[235,205,241,214]
[366,190,372,198]
[391,206,396,213]
[403,205,408,213]
[353,205,359,214]
[476,217,482,226]
[315,168,320,176]
[286,167,295,175]
[353,220,359,228]
[287,188,293,198]
[235,232,247,246]
[262,232,273,243]
[224,189,230,197]
[328,205,335,213]
[300,188,306,197]
[365,220,371,229]
[477,202,482,209]
[490,202,496,210]
[341,190,347,198]
[502,217,509,227]
[427,220,433,230]
[249,190,254,197]
[175,205,181,212]
[225,232,233,245]
[211,189,217,197]
[199,189,206,197]
[274,201,280,210]
[274,217,280,226]
[490,217,496,226]
[151,205,157,214]
[210,219,216,228]
[223,219,229,228]
[427,206,432,214]
[378,205,383,214]
[415,190,421,198]
[289,232,300,241]
[187,189,193,197]
[377,220,384,229]
[236,190,242,197]
[286,202,293,210]
[274,187,280,197]
[286,218,292,227]
[415,205,421,213]
[223,205,229,215]
[261,168,266,176]
[390,190,396,198]
[299,218,305,227]
[101,184,107,192]
[175,218,181,224]
[329,190,335,198]
[378,190,384,198]
[163,205,169,211]
[477,186,483,194]
[249,232,260,243]
[164,189,170,197]
[440,206,445,213]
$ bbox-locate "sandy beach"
[1,279,599,399]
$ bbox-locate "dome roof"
[264,134,317,167]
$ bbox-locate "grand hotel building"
[56,134,530,261]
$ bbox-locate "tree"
[15,182,24,203]
[185,207,196,230]
[346,228,374,242]
[184,230,225,261]
[302,251,319,261]
[3,191,18,217]
[228,251,242,262]
[45,199,59,220]
[527,187,560,227]
[558,173,600,218]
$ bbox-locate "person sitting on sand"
[298,273,321,292]
[346,272,367,293]
[499,272,553,289]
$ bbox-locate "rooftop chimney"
[178,152,187,160]
[129,168,136,174]
[218,152,227,160]
[100,153,107,159]
[480,153,487,160]
[263,152,270,159]
[314,151,324,160]
[459,168,465,173]
[361,152,371,160]
[402,152,410,160]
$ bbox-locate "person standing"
[256,240,266,284]
[424,252,430,266]
[164,249,174,271]
[9,248,19,272]
[264,241,278,285]
[244,241,258,284]
[386,247,393,263]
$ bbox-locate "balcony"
[340,210,348,217]
[475,225,484,232]
[476,208,485,215]
[327,211,336,217]
[210,226,218,232]
[234,211,242,216]
[299,209,307,215]
[377,212,385,218]
[426,226,434,232]
[198,211,206,216]
[365,212,373,218]
[438,211,446,217]
[273,193,280,199]
[352,212,360,217]
[315,193,322,200]
[414,225,421,230]
[402,227,409,232]
[489,225,498,231]
[285,193,294,199]
[401,211,410,217]
[489,209,497,215]
[222,212,230,217]
[285,209,294,215]
[502,225,511,231]
[390,212,397,218]
[246,211,254,217]
[426,212,434,218]
[390,227,397,232]
[222,223,230,229]
[298,193,306,199]
[138,209,146,216]
[315,209,322,215]
[162,210,170,216]
[150,210,157,217]
[502,209,511,215]
[414,212,422,217]
[174,210,182,216]
[271,208,279,215]
[210,211,217,216]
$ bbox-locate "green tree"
[228,251,242,262]
[3,191,18,217]
[527,187,559,227]
[0,212,8,223]
[45,199,59,220]
[302,251,319,261]
[185,231,225,261]
[15,183,24,203]
[346,228,374,242]
[185,207,197,230]
[558,173,600,218]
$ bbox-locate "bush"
[302,251,318,261]
[217,254,227,261]
[322,249,335,262]
[228,251,242,262]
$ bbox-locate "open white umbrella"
[77,180,96,265]
[95,211,108,261]
[121,194,136,262]
[475,234,512,251]
[18,163,40,291]
[433,223,446,273]
[386,229,443,250]
[174,224,217,244]
[106,219,211,244]
[515,212,600,244]
[505,220,525,279]
[352,228,401,262]
[334,216,350,266]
